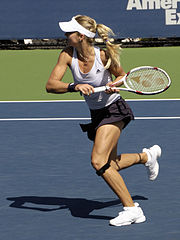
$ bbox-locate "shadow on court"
[7,195,148,220]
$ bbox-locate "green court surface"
[0,47,179,101]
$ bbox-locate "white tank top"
[70,46,120,110]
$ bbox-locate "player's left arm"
[100,49,126,87]
[109,65,126,87]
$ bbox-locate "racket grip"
[93,86,108,93]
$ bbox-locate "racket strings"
[126,69,169,92]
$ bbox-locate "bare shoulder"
[58,46,73,66]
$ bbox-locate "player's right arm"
[46,47,72,94]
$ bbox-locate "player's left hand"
[105,82,119,94]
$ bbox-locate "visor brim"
[59,20,76,33]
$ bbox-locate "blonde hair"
[74,15,121,69]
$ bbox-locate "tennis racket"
[93,66,171,95]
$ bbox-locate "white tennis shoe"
[143,145,161,181]
[109,202,146,226]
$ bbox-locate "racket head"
[123,66,171,95]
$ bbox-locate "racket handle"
[93,75,126,93]
[93,86,108,93]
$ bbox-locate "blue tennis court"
[0,100,179,240]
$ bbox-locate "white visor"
[59,17,96,38]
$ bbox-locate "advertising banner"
[0,0,179,39]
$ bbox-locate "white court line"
[135,116,180,120]
[0,117,179,121]
[0,100,84,103]
[0,99,179,103]
[0,118,90,121]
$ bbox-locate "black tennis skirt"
[80,97,134,141]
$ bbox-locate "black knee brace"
[96,162,110,176]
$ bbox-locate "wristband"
[67,83,78,92]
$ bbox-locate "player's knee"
[96,162,111,176]
[91,154,110,176]
[91,155,103,170]
[91,149,108,168]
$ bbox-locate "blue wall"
[0,0,180,39]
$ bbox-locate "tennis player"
[46,15,161,226]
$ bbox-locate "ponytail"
[96,24,121,69]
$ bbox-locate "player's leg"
[109,145,161,181]
[91,121,146,226]
[110,150,148,171]
[91,121,134,207]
